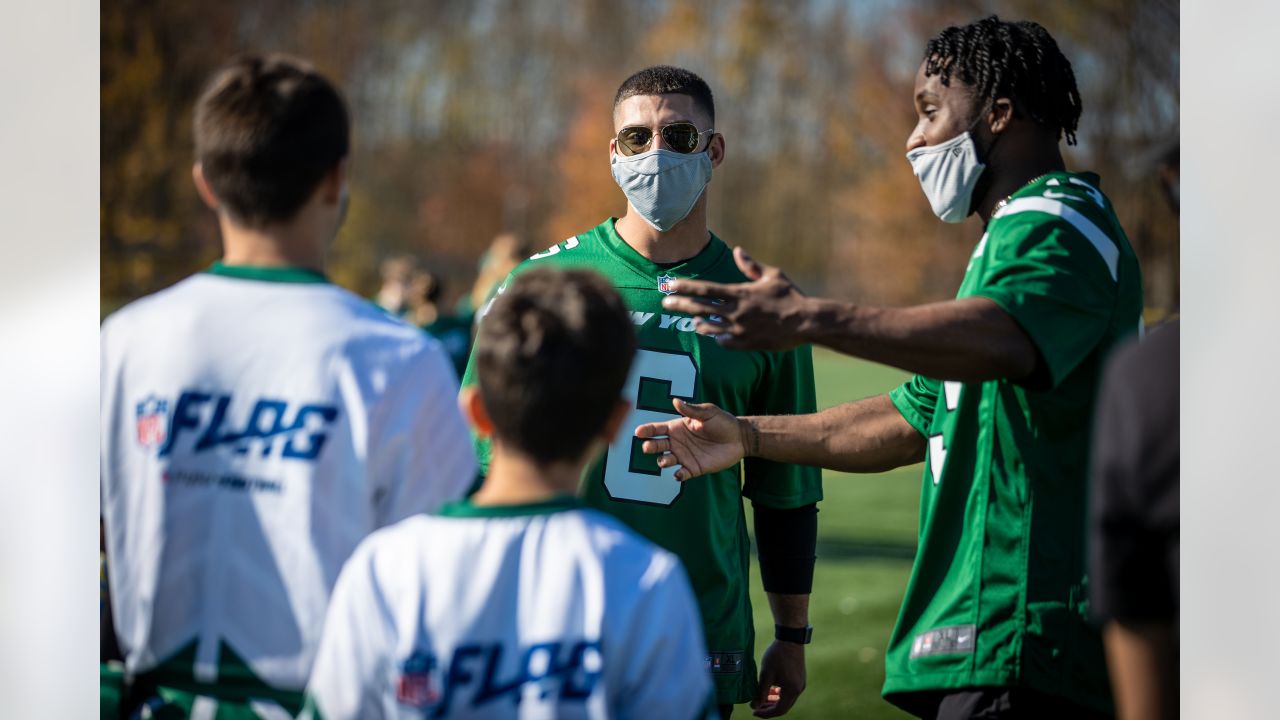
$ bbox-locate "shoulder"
[986,172,1125,278]
[992,173,1119,237]
[700,235,748,283]
[324,293,454,374]
[341,514,437,587]
[519,220,618,271]
[102,274,202,331]
[573,509,684,589]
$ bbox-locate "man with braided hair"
[634,16,1141,719]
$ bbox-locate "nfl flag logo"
[658,274,676,295]
[135,396,169,448]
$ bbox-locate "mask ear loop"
[970,101,1004,166]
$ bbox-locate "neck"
[974,145,1066,224]
[614,194,712,264]
[469,442,583,507]
[218,214,327,273]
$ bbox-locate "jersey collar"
[438,495,583,518]
[204,261,329,285]
[595,217,730,287]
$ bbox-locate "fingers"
[734,246,766,280]
[672,398,720,420]
[660,294,725,318]
[750,684,784,717]
[633,421,673,439]
[639,437,671,455]
[666,277,740,300]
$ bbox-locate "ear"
[599,397,631,445]
[608,136,619,159]
[988,98,1015,134]
[708,132,726,169]
[458,386,494,436]
[320,157,349,206]
[192,163,220,211]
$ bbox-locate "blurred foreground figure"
[1090,144,1180,720]
[1090,321,1179,720]
[304,268,715,719]
[637,16,1144,719]
[462,66,822,719]
[100,54,475,718]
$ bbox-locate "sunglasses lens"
[618,127,652,156]
[663,123,701,153]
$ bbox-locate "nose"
[651,128,672,151]
[905,125,927,153]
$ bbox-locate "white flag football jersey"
[304,498,717,720]
[100,264,477,696]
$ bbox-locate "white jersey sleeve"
[366,343,476,526]
[612,551,716,720]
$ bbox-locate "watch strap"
[774,624,813,644]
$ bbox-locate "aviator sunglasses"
[615,122,715,156]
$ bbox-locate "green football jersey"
[461,218,823,705]
[885,172,1142,715]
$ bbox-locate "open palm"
[634,399,747,481]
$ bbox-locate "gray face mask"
[611,148,713,232]
[905,109,997,224]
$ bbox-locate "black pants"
[932,687,1113,720]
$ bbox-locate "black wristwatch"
[774,624,813,645]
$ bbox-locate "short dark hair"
[475,268,636,465]
[194,54,350,225]
[923,16,1082,146]
[613,65,715,126]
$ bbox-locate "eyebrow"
[620,118,698,128]
[915,90,940,103]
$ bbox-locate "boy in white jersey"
[100,54,476,718]
[304,268,716,720]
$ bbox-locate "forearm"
[765,592,810,627]
[796,296,1036,382]
[755,503,817,595]
[741,394,924,473]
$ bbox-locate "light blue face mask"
[610,148,713,232]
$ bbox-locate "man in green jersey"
[635,17,1142,720]
[461,66,822,718]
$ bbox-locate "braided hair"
[924,15,1082,146]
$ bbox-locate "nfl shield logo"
[657,274,676,295]
[135,396,169,448]
[396,652,439,708]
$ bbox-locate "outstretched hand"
[633,398,749,481]
[661,246,813,351]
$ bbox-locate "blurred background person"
[462,231,529,317]
[408,268,473,378]
[373,253,418,318]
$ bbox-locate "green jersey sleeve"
[889,374,939,436]
[964,211,1119,390]
[741,344,823,509]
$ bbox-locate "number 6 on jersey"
[603,349,697,506]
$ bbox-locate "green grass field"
[744,348,920,719]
